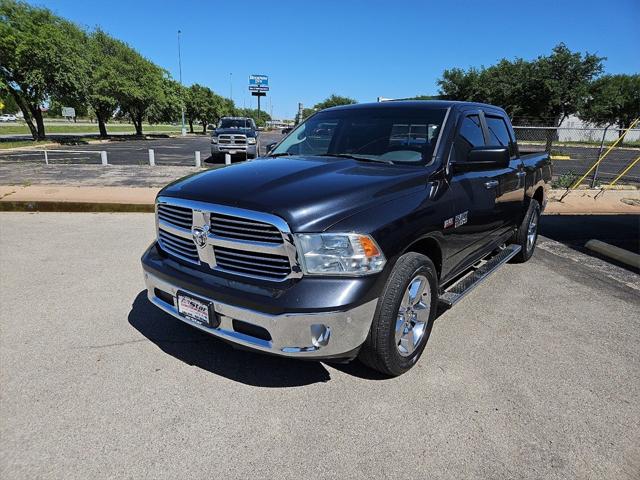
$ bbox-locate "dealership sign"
[249,74,269,92]
[62,107,76,118]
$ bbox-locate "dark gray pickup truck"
[210,116,259,161]
[141,100,551,376]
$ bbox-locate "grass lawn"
[0,123,181,135]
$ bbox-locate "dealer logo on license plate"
[177,293,212,327]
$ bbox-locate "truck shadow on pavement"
[540,214,640,272]
[128,291,334,387]
[540,214,640,254]
[128,291,439,384]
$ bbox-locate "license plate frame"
[176,291,216,327]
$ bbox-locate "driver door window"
[455,114,484,162]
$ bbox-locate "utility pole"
[177,30,186,136]
[297,103,304,124]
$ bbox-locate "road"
[1,134,639,184]
[0,132,285,166]
[1,212,638,479]
[521,144,640,184]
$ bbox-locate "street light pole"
[230,73,233,102]
[177,30,186,136]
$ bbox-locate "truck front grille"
[155,199,300,281]
[158,204,192,229]
[213,246,291,280]
[218,134,247,145]
[158,228,199,264]
[210,213,283,244]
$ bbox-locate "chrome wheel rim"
[527,210,538,252]
[395,274,430,357]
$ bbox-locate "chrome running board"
[438,244,522,308]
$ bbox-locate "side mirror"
[207,124,215,131]
[266,142,277,154]
[454,146,509,172]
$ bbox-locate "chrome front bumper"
[211,144,257,155]
[143,270,377,359]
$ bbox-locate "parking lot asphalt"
[1,133,638,184]
[0,132,285,167]
[549,145,640,184]
[1,212,639,479]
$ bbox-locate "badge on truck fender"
[454,211,468,228]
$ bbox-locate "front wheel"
[358,252,438,376]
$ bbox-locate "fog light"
[311,324,331,347]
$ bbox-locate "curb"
[0,200,154,213]
[585,240,640,270]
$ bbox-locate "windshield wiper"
[317,153,393,164]
[268,152,294,157]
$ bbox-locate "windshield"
[219,118,252,129]
[271,107,447,165]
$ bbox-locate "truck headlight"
[247,137,256,144]
[295,233,386,275]
[211,136,218,144]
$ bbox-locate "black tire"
[358,252,438,376]
[511,198,541,263]
[207,153,224,164]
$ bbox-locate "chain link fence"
[513,126,640,186]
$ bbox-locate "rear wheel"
[358,252,438,376]
[511,198,540,263]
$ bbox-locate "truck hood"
[159,156,430,232]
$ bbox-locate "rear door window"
[485,115,515,157]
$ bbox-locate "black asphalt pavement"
[0,132,285,167]
[1,134,638,184]
[522,144,640,184]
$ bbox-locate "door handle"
[484,180,499,189]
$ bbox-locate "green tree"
[198,92,228,133]
[235,107,271,127]
[437,44,604,129]
[83,29,131,137]
[410,95,443,100]
[185,84,212,133]
[580,74,640,136]
[147,77,183,126]
[299,108,315,122]
[46,97,88,120]
[313,94,357,111]
[0,0,89,139]
[184,85,232,133]
[295,96,355,123]
[529,43,604,127]
[438,67,485,102]
[115,48,164,135]
[482,59,534,119]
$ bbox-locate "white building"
[558,115,640,142]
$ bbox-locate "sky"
[32,0,640,119]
